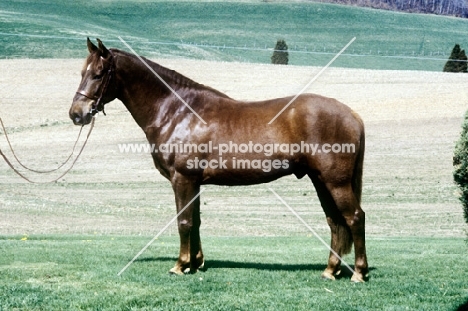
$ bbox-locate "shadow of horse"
[137,256,375,279]
[456,298,468,311]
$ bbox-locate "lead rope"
[0,117,95,183]
[0,118,84,173]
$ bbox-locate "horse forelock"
[81,52,102,75]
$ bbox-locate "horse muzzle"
[69,100,94,126]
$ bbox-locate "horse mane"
[112,49,231,99]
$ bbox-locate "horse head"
[69,38,116,125]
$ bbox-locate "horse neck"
[113,51,218,131]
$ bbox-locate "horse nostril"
[71,113,82,125]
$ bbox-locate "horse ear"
[96,38,110,58]
[87,37,98,54]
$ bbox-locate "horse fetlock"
[169,258,190,275]
[170,256,205,275]
[189,256,205,272]
[321,266,342,281]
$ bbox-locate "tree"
[443,44,467,72]
[453,109,468,225]
[271,39,289,65]
[458,49,468,73]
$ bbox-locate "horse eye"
[93,74,103,80]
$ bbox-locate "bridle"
[75,50,115,116]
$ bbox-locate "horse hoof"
[350,273,366,283]
[321,271,336,281]
[169,267,184,276]
[198,261,205,271]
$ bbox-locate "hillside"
[313,0,468,17]
[1,0,468,71]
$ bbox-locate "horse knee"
[329,187,364,226]
[178,219,193,234]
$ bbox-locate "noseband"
[75,50,115,116]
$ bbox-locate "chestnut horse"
[69,39,368,282]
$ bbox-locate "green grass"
[2,0,468,70]
[0,235,467,310]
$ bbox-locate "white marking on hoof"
[321,271,336,281]
[350,273,365,283]
[169,267,184,275]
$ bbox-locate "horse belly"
[201,164,293,186]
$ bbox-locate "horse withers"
[69,38,368,282]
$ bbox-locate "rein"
[0,117,95,183]
[1,48,115,182]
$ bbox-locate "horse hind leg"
[328,183,369,282]
[310,175,353,281]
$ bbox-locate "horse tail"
[352,115,365,206]
[333,219,353,256]
[336,113,365,256]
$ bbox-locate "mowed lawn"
[0,235,466,310]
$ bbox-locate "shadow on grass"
[137,256,375,279]
[456,298,468,311]
[208,260,327,272]
[137,256,325,271]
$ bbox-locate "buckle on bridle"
[75,90,106,116]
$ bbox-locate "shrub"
[444,44,467,73]
[271,39,289,65]
[453,109,468,224]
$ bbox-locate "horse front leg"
[169,173,204,275]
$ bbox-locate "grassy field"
[2,0,468,70]
[0,235,467,310]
